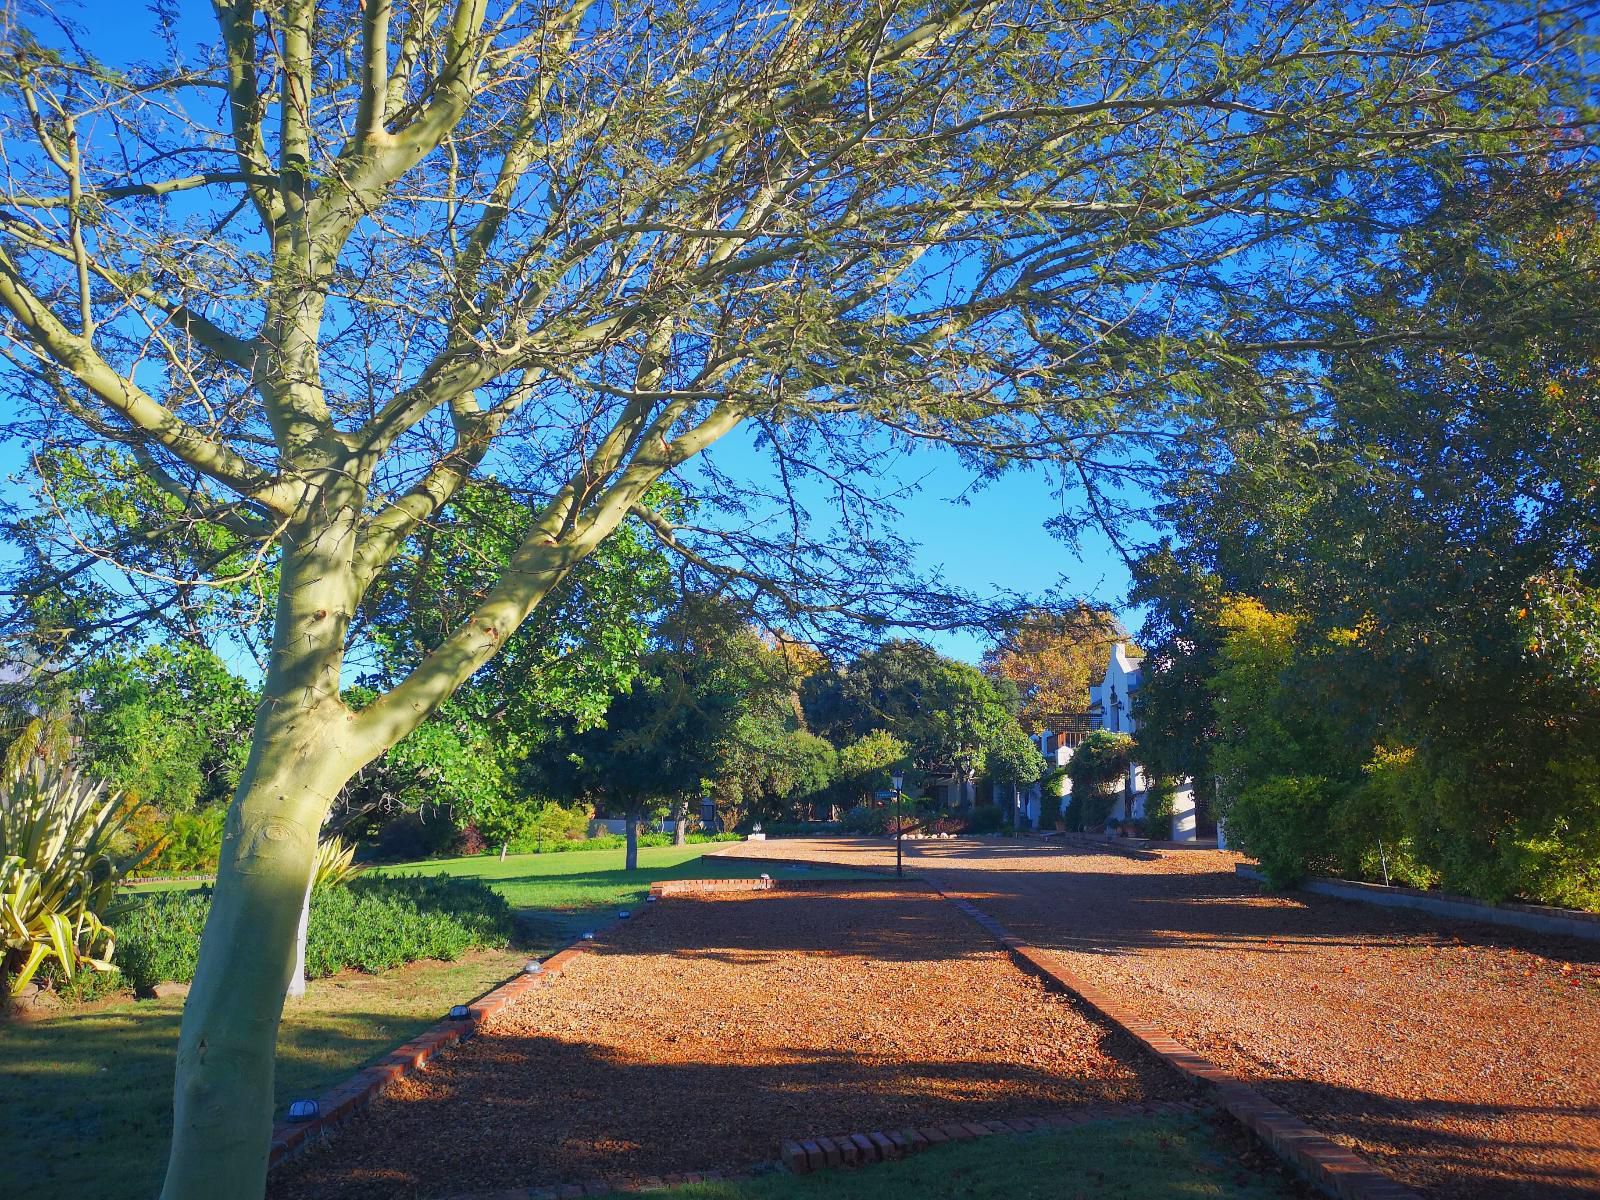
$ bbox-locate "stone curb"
[932,886,1423,1200]
[266,905,653,1172]
[1236,864,1600,943]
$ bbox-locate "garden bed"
[268,883,1190,1200]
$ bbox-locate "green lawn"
[10,845,859,1200]
[371,845,865,939]
[597,1116,1300,1200]
[3,948,528,1200]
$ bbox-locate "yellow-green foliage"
[311,834,367,891]
[0,755,152,994]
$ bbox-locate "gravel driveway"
[716,838,1600,1199]
[269,882,1185,1200]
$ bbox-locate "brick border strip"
[700,848,905,876]
[267,905,653,1170]
[934,888,1422,1200]
[780,1099,1203,1175]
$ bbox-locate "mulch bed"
[268,884,1188,1200]
[721,839,1600,1200]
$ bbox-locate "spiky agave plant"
[310,834,366,891]
[0,754,152,995]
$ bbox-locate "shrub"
[1143,781,1176,840]
[840,805,892,835]
[113,889,210,991]
[113,875,514,991]
[1223,774,1341,888]
[304,875,513,976]
[311,835,366,890]
[966,805,1006,835]
[763,820,842,838]
[1,754,151,995]
[142,804,226,874]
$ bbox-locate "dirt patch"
[717,839,1600,1200]
[269,884,1186,1200]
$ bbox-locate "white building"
[1002,642,1202,842]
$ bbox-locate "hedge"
[112,874,514,992]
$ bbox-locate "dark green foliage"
[113,891,210,992]
[113,877,514,991]
[1066,730,1135,832]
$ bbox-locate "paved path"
[716,837,1600,1199]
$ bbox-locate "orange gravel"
[269,883,1186,1200]
[717,839,1600,1199]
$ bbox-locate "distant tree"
[983,607,1126,731]
[803,639,1031,803]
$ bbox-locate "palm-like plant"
[0,753,152,995]
[310,834,366,891]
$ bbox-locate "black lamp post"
[891,769,905,878]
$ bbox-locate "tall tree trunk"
[625,809,640,871]
[159,703,354,1199]
[161,517,364,1200]
[672,797,688,846]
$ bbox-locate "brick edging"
[780,1100,1203,1175]
[933,887,1422,1200]
[267,905,653,1171]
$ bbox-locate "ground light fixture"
[448,1005,471,1020]
[581,931,595,940]
[286,1100,320,1122]
[523,961,543,975]
[618,910,631,919]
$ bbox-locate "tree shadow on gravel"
[601,889,996,967]
[902,842,1600,967]
[266,1032,1180,1200]
[1257,1076,1600,1200]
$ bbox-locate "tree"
[803,639,1031,801]
[0,3,1581,1194]
[983,606,1126,731]
[528,597,754,868]
[1133,156,1600,903]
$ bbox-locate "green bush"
[763,820,842,837]
[966,805,1005,835]
[840,805,893,835]
[1143,781,1176,840]
[1223,774,1342,889]
[113,890,210,991]
[143,805,226,874]
[113,875,514,991]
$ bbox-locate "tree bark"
[159,705,353,1200]
[161,517,364,1200]
[625,810,639,871]
[672,797,688,846]
[285,867,314,1000]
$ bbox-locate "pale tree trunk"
[672,797,688,846]
[160,522,365,1200]
[625,810,640,871]
[285,867,314,1000]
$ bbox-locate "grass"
[371,844,868,939]
[597,1116,1301,1200]
[10,845,864,1200]
[3,947,528,1200]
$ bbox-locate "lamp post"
[891,769,905,878]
